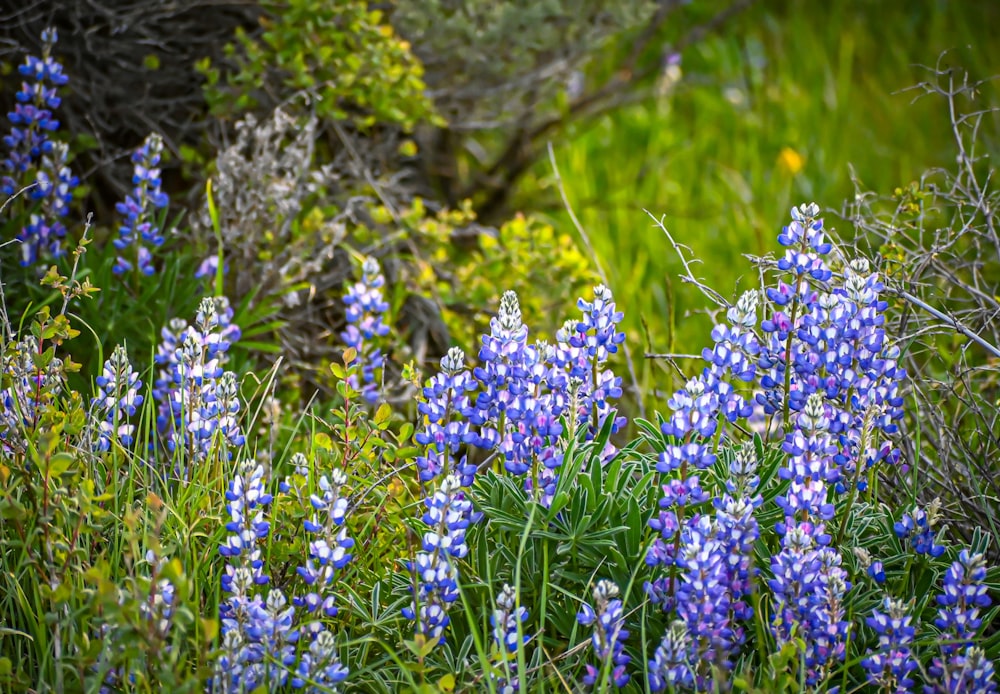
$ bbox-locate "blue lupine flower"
[2,30,78,266]
[290,629,349,692]
[553,285,627,450]
[415,347,478,486]
[775,394,838,525]
[296,468,354,617]
[491,584,530,692]
[895,504,946,558]
[153,297,242,467]
[402,474,468,645]
[926,646,998,694]
[648,621,696,692]
[113,133,169,276]
[933,551,992,656]
[766,390,851,689]
[341,257,390,404]
[91,344,143,451]
[714,448,762,644]
[758,205,906,492]
[470,290,532,455]
[1,30,67,193]
[861,597,918,693]
[769,524,850,687]
[577,580,630,689]
[675,515,732,673]
[470,291,572,503]
[196,253,228,280]
[18,141,77,265]
[216,463,299,691]
[868,560,886,584]
[0,335,65,456]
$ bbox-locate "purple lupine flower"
[216,463,299,692]
[471,290,531,449]
[341,257,390,404]
[769,523,850,687]
[415,347,478,486]
[17,142,77,265]
[2,30,78,266]
[402,474,469,645]
[552,285,626,454]
[491,584,530,692]
[926,646,998,694]
[470,291,570,504]
[153,297,242,467]
[296,468,354,617]
[577,580,630,689]
[290,629,349,692]
[91,344,143,451]
[895,503,946,558]
[714,446,762,644]
[195,253,228,280]
[645,375,718,577]
[674,515,733,677]
[932,551,992,657]
[758,205,906,491]
[113,133,169,276]
[648,621,696,692]
[0,335,65,456]
[775,394,838,528]
[861,597,918,693]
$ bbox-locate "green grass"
[530,0,1000,402]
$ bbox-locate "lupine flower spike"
[91,344,144,451]
[577,580,630,689]
[113,133,169,276]
[491,584,530,693]
[341,256,390,404]
[2,29,78,266]
[924,550,996,694]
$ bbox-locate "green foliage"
[199,0,439,130]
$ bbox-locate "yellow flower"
[778,147,804,175]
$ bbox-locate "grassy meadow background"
[537,0,1000,402]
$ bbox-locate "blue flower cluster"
[0,335,65,456]
[91,344,143,451]
[491,584,530,693]
[923,550,996,693]
[861,597,918,692]
[415,347,478,486]
[1,29,78,266]
[153,297,243,468]
[643,203,924,690]
[759,204,905,486]
[296,468,354,617]
[113,133,169,276]
[647,446,762,690]
[401,286,626,646]
[767,393,851,688]
[895,502,946,557]
[402,473,473,644]
[577,579,630,689]
[472,287,625,502]
[216,462,351,692]
[341,257,390,404]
